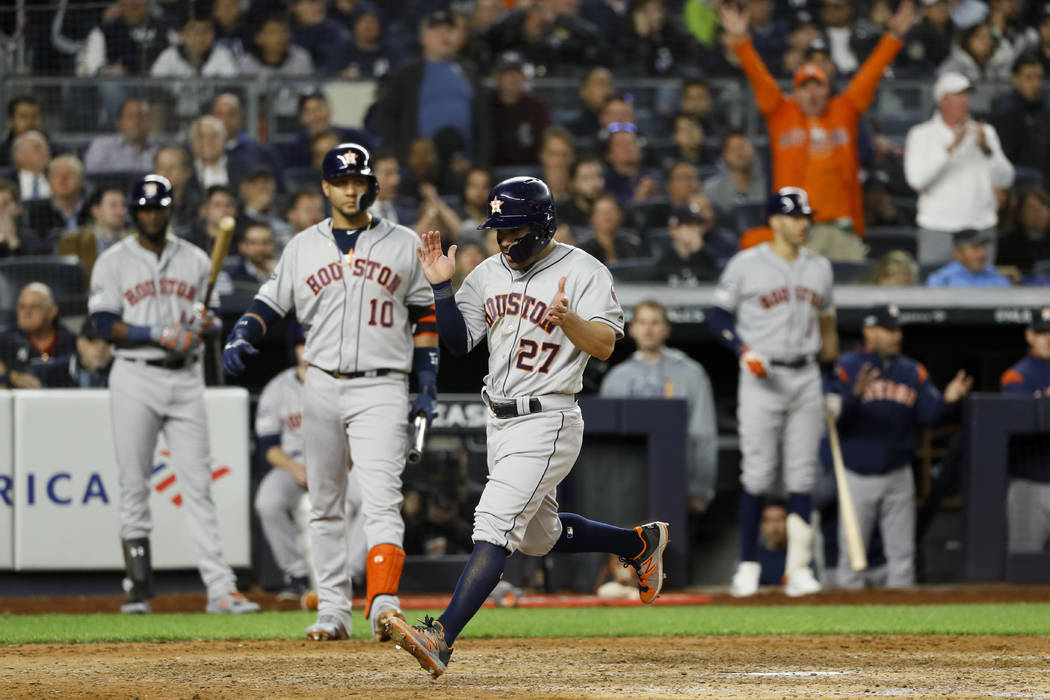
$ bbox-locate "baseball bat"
[825,411,868,572]
[205,215,237,306]
[406,413,428,464]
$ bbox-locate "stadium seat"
[607,257,663,283]
[85,170,148,197]
[865,225,917,258]
[0,256,86,329]
[644,227,672,258]
[734,202,766,231]
[627,197,670,231]
[831,260,876,283]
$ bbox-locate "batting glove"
[151,323,202,354]
[410,383,437,425]
[222,338,258,376]
[185,302,220,335]
[739,348,770,378]
[823,392,842,420]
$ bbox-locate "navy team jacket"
[1000,354,1050,483]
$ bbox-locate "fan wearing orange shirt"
[719,2,917,262]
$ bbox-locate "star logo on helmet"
[143,182,157,198]
[337,151,358,168]
[490,197,503,215]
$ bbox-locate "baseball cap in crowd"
[793,62,828,88]
[933,72,972,102]
[668,203,706,227]
[1030,306,1050,332]
[952,228,991,248]
[422,10,456,29]
[863,303,902,331]
[244,163,275,181]
[494,51,526,73]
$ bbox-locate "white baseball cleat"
[784,568,823,597]
[206,591,261,614]
[306,615,349,641]
[121,600,151,614]
[730,561,761,597]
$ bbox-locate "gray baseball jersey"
[88,235,212,360]
[456,243,624,398]
[256,217,434,372]
[255,367,304,462]
[713,243,833,359]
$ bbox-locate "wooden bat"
[205,215,236,306]
[825,411,868,572]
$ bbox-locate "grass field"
[4,602,1050,645]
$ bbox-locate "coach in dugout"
[718,1,917,261]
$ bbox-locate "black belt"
[769,356,814,369]
[133,356,197,370]
[320,367,396,380]
[489,398,541,419]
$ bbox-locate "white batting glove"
[739,348,770,378]
[823,393,842,420]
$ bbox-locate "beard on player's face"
[135,208,170,240]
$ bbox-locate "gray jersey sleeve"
[713,255,743,312]
[256,241,296,315]
[819,257,834,312]
[87,252,124,315]
[255,375,283,438]
[573,263,624,338]
[455,270,490,352]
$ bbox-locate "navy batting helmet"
[477,176,556,264]
[321,142,378,210]
[766,186,813,219]
[129,174,173,210]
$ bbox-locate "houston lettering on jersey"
[305,257,402,296]
[759,285,823,310]
[861,378,917,407]
[284,412,302,431]
[123,278,198,306]
[484,292,555,333]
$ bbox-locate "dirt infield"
[4,635,1050,699]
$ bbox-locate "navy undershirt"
[332,227,361,256]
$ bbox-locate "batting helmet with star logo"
[477,176,556,264]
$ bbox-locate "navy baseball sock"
[551,513,644,559]
[438,541,507,646]
[788,492,812,523]
[739,491,763,562]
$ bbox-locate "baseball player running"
[222,143,438,642]
[254,327,367,599]
[707,186,840,597]
[384,176,669,679]
[88,174,260,615]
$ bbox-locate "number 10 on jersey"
[368,298,394,328]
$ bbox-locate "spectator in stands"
[539,126,576,202]
[599,298,718,513]
[186,184,237,255]
[490,52,552,167]
[897,0,954,75]
[153,144,202,237]
[23,155,88,253]
[83,97,157,174]
[937,20,1014,82]
[567,66,615,141]
[601,122,660,205]
[863,170,905,228]
[281,93,373,169]
[189,115,239,191]
[1035,8,1050,76]
[557,156,606,229]
[926,228,1011,287]
[720,2,915,261]
[284,188,325,240]
[628,160,698,233]
[483,0,609,76]
[662,113,715,170]
[598,96,638,132]
[990,53,1048,180]
[656,202,721,286]
[238,165,290,244]
[13,131,53,204]
[150,10,238,78]
[948,0,989,29]
[579,193,643,264]
[677,79,725,142]
[688,191,738,263]
[703,131,768,232]
[746,0,789,70]
[368,152,417,228]
[210,93,282,180]
[414,181,464,242]
[999,307,1050,551]
[554,222,578,246]
[617,0,697,77]
[904,72,1015,264]
[239,10,314,78]
[0,97,42,168]
[396,137,459,206]
[453,167,492,233]
[228,222,278,292]
[69,317,113,388]
[55,186,130,284]
[332,6,394,78]
[0,282,78,389]
[870,249,920,285]
[999,187,1050,277]
[309,131,343,173]
[452,240,486,288]
[0,179,25,258]
[77,0,174,77]
[211,0,248,60]
[581,0,632,47]
[376,11,491,166]
[817,0,865,75]
[288,0,352,74]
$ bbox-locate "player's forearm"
[265,445,301,472]
[818,315,839,362]
[560,314,616,361]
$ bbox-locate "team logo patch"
[337,150,358,168]
[143,182,158,198]
[489,197,503,215]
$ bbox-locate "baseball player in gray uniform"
[253,327,367,599]
[707,186,840,598]
[222,143,438,642]
[88,174,260,615]
[385,176,670,679]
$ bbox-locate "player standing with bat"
[88,174,259,614]
[823,304,972,588]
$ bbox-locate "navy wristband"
[126,325,152,345]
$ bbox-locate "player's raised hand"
[944,369,974,403]
[416,230,456,285]
[545,276,570,327]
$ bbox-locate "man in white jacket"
[904,71,1014,265]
